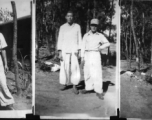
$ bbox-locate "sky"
[0,0,119,30]
[0,0,31,18]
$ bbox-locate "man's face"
[90,24,98,33]
[66,12,73,24]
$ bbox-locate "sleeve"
[0,33,7,49]
[57,26,63,51]
[77,25,82,50]
[100,34,109,44]
[81,34,87,58]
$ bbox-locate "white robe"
[0,33,14,106]
[59,52,81,85]
[57,23,82,85]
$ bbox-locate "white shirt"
[81,31,109,57]
[57,23,82,53]
[0,33,7,50]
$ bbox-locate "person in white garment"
[57,11,82,94]
[0,32,15,109]
[81,19,110,99]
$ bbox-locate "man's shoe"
[6,104,14,110]
[72,85,79,95]
[96,92,105,100]
[60,85,68,91]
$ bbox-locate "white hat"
[90,19,99,25]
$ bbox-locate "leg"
[81,52,94,94]
[90,52,104,99]
[59,54,70,90]
[71,53,81,94]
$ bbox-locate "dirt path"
[120,60,152,119]
[35,65,116,118]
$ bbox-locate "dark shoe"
[72,85,79,95]
[96,92,105,100]
[80,89,92,94]
[60,85,68,91]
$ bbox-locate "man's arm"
[80,34,87,67]
[1,49,8,72]
[78,25,82,58]
[57,26,63,61]
[98,34,110,50]
[98,42,110,50]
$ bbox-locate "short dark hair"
[66,10,74,16]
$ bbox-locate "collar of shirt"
[66,22,75,27]
[87,30,100,36]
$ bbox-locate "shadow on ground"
[35,66,116,117]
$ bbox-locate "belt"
[85,50,99,52]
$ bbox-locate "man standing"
[0,32,14,109]
[57,11,82,94]
[81,19,110,99]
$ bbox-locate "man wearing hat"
[81,18,110,99]
[57,11,82,94]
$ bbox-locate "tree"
[130,0,140,70]
[107,0,114,65]
[121,0,152,70]
[11,1,21,96]
[36,0,116,64]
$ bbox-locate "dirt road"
[120,60,152,119]
[35,65,117,118]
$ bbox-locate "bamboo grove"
[121,0,152,70]
[36,0,116,61]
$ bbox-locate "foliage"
[121,0,152,65]
[0,8,13,22]
[17,50,31,91]
[36,0,116,58]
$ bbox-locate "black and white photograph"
[0,0,33,118]
[120,0,152,119]
[35,0,119,118]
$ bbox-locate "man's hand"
[58,51,63,61]
[81,57,85,68]
[78,50,81,59]
[4,65,8,73]
[74,52,78,57]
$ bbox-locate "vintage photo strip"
[120,0,152,119]
[0,0,34,118]
[35,0,120,119]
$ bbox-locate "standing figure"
[0,33,14,109]
[57,11,82,94]
[81,19,110,99]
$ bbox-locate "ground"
[120,60,152,119]
[0,71,32,110]
[35,63,117,118]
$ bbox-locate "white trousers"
[59,52,81,85]
[84,51,103,93]
[0,56,14,106]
